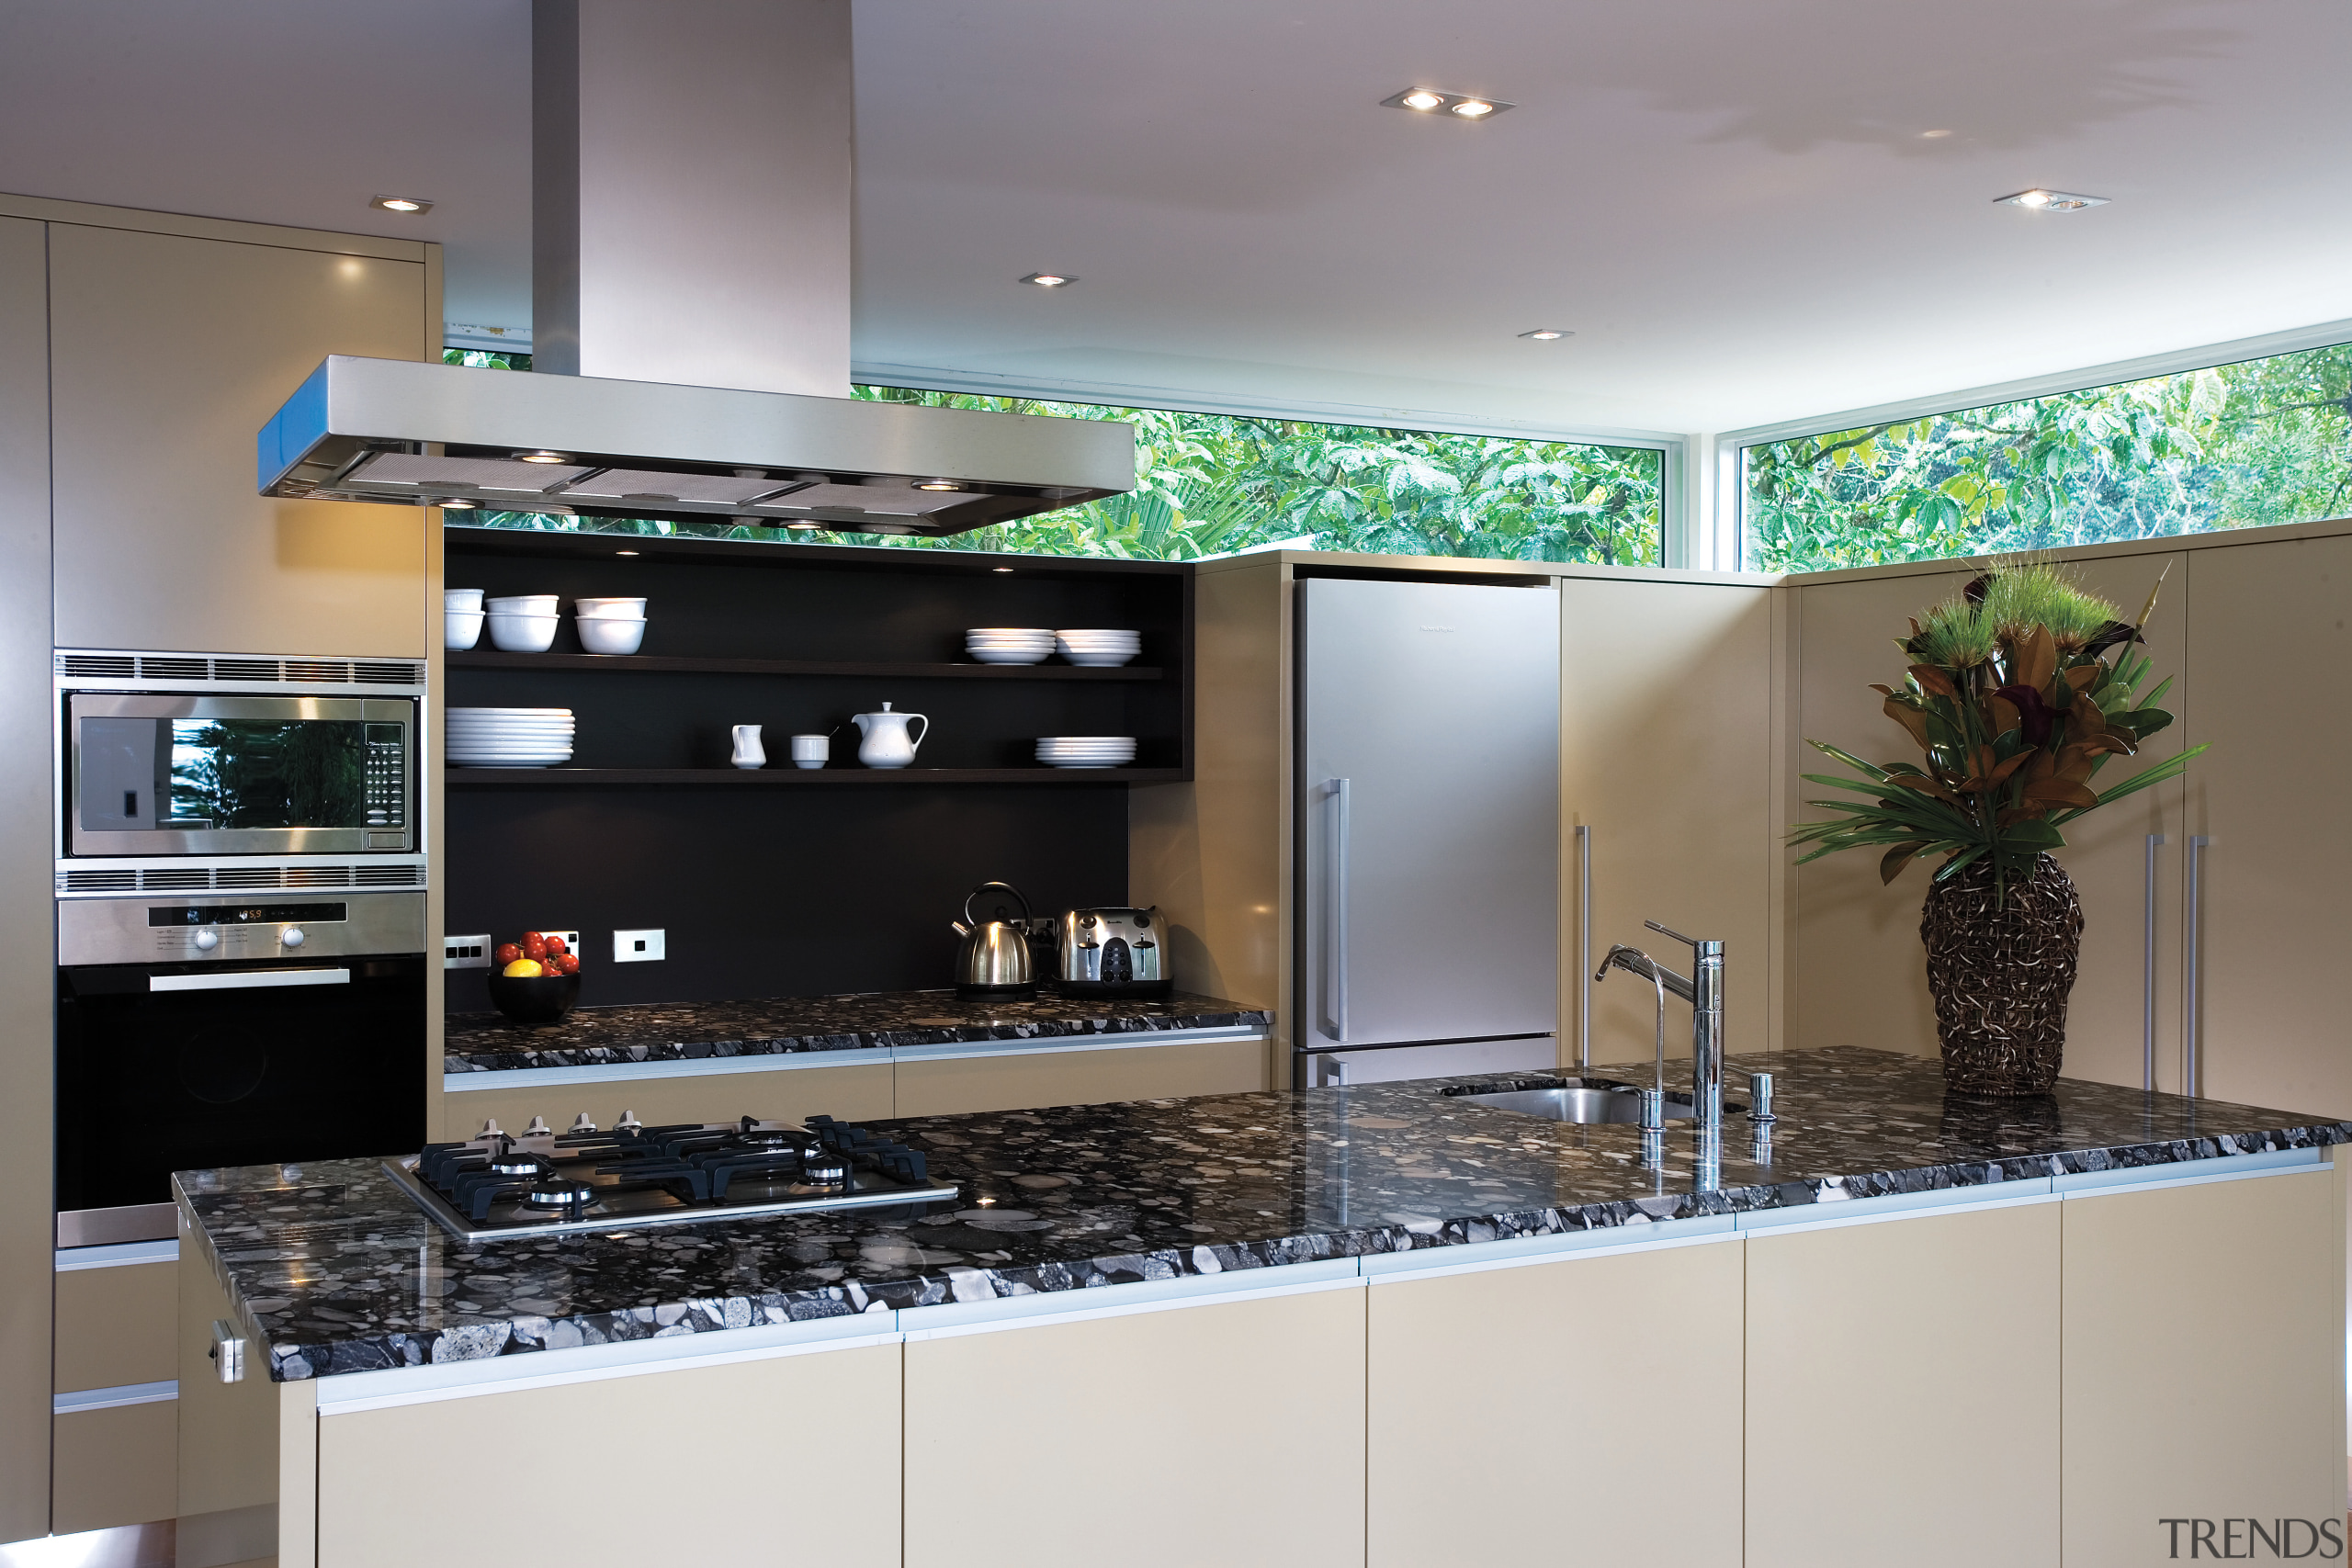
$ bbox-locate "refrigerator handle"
[1323,777,1350,1042]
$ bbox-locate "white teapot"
[852,703,929,769]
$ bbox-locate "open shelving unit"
[447,649,1163,682]
[445,766,1189,786]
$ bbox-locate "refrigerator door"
[1297,576,1560,1058]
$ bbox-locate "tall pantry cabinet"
[0,192,438,1551]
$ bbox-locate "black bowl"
[484,971,582,1024]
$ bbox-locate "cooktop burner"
[384,1111,956,1239]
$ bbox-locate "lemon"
[502,958,545,977]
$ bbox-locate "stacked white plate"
[1036,736,1136,769]
[447,706,575,768]
[967,626,1056,665]
[1057,629,1142,668]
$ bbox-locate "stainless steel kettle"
[950,881,1037,1000]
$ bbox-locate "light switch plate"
[614,928,666,963]
[444,934,493,969]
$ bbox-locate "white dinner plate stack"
[1056,629,1142,667]
[447,706,575,768]
[966,626,1056,665]
[1035,736,1136,769]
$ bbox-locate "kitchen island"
[176,1046,2349,1568]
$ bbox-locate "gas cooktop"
[384,1111,956,1240]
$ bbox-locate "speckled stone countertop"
[175,1045,2350,1382]
[444,988,1275,1074]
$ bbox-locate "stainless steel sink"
[1446,1080,1740,1124]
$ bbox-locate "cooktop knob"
[280,927,306,949]
[521,1115,553,1138]
[568,1112,598,1134]
[192,928,220,952]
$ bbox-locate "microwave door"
[76,716,169,830]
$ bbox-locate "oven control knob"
[192,929,220,952]
[280,927,305,949]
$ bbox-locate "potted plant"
[1790,561,2204,1094]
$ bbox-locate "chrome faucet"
[1594,920,1728,1137]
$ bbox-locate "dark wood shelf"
[447,650,1161,682]
[445,766,1188,786]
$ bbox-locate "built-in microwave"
[60,657,422,859]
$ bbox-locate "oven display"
[148,903,347,927]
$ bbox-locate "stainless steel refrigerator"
[1295,576,1560,1087]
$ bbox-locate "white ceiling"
[2,0,2347,436]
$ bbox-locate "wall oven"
[55,891,428,1245]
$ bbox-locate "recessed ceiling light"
[614,549,639,556]
[1918,129,1953,140]
[991,567,1014,574]
[1020,272,1076,288]
[369,195,433,215]
[1996,187,2108,212]
[915,479,963,491]
[1518,328,1572,341]
[515,450,571,464]
[1380,87,1515,120]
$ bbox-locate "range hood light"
[615,549,639,556]
[915,479,963,491]
[517,450,572,464]
[439,498,479,509]
[1019,272,1076,288]
[784,521,824,531]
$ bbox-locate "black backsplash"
[441,530,1188,1007]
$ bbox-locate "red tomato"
[554,953,580,976]
[544,935,568,956]
[495,942,521,965]
[521,931,548,960]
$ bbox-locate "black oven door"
[56,953,427,1213]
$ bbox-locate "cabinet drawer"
[53,1400,176,1536]
[54,1258,177,1393]
[438,1060,894,1140]
[892,1035,1265,1117]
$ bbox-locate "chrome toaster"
[1055,907,1172,998]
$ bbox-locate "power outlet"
[443,934,493,970]
[614,928,666,963]
[538,930,581,953]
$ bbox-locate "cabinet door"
[1746,1201,2062,1568]
[1786,569,1973,1054]
[49,223,431,655]
[436,1060,894,1142]
[1562,577,1776,1063]
[2182,535,2352,1113]
[2061,1166,2345,1565]
[905,1284,1364,1568]
[318,1341,900,1565]
[1366,1238,1743,1567]
[52,1402,176,1535]
[892,1037,1265,1118]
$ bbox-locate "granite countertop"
[444,988,1276,1074]
[176,1045,2350,1382]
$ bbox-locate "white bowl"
[486,594,560,615]
[1061,652,1137,668]
[486,612,560,652]
[445,610,483,650]
[969,649,1050,665]
[1056,629,1140,640]
[574,597,648,618]
[445,589,485,612]
[577,615,647,655]
[449,706,572,716]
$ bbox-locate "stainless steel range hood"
[254,0,1134,537]
[256,355,1133,535]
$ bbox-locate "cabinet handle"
[209,1319,246,1384]
[150,966,349,993]
[1323,778,1350,1043]
[1577,824,1593,1074]
[2184,835,2211,1098]
[2143,833,2165,1092]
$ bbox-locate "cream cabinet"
[316,1342,900,1565]
[1364,1237,1744,1567]
[46,219,435,657]
[1560,574,1780,1062]
[890,1035,1267,1118]
[2060,1164,2346,1564]
[903,1283,1366,1568]
[1745,1201,2063,1568]
[49,1257,181,1534]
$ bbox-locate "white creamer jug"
[852,703,928,769]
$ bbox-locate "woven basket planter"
[1920,852,2084,1096]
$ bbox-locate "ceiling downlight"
[368,195,433,214]
[1996,188,2109,212]
[1380,88,1515,120]
[1020,272,1076,288]
[1518,328,1572,342]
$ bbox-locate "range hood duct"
[256,0,1133,536]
